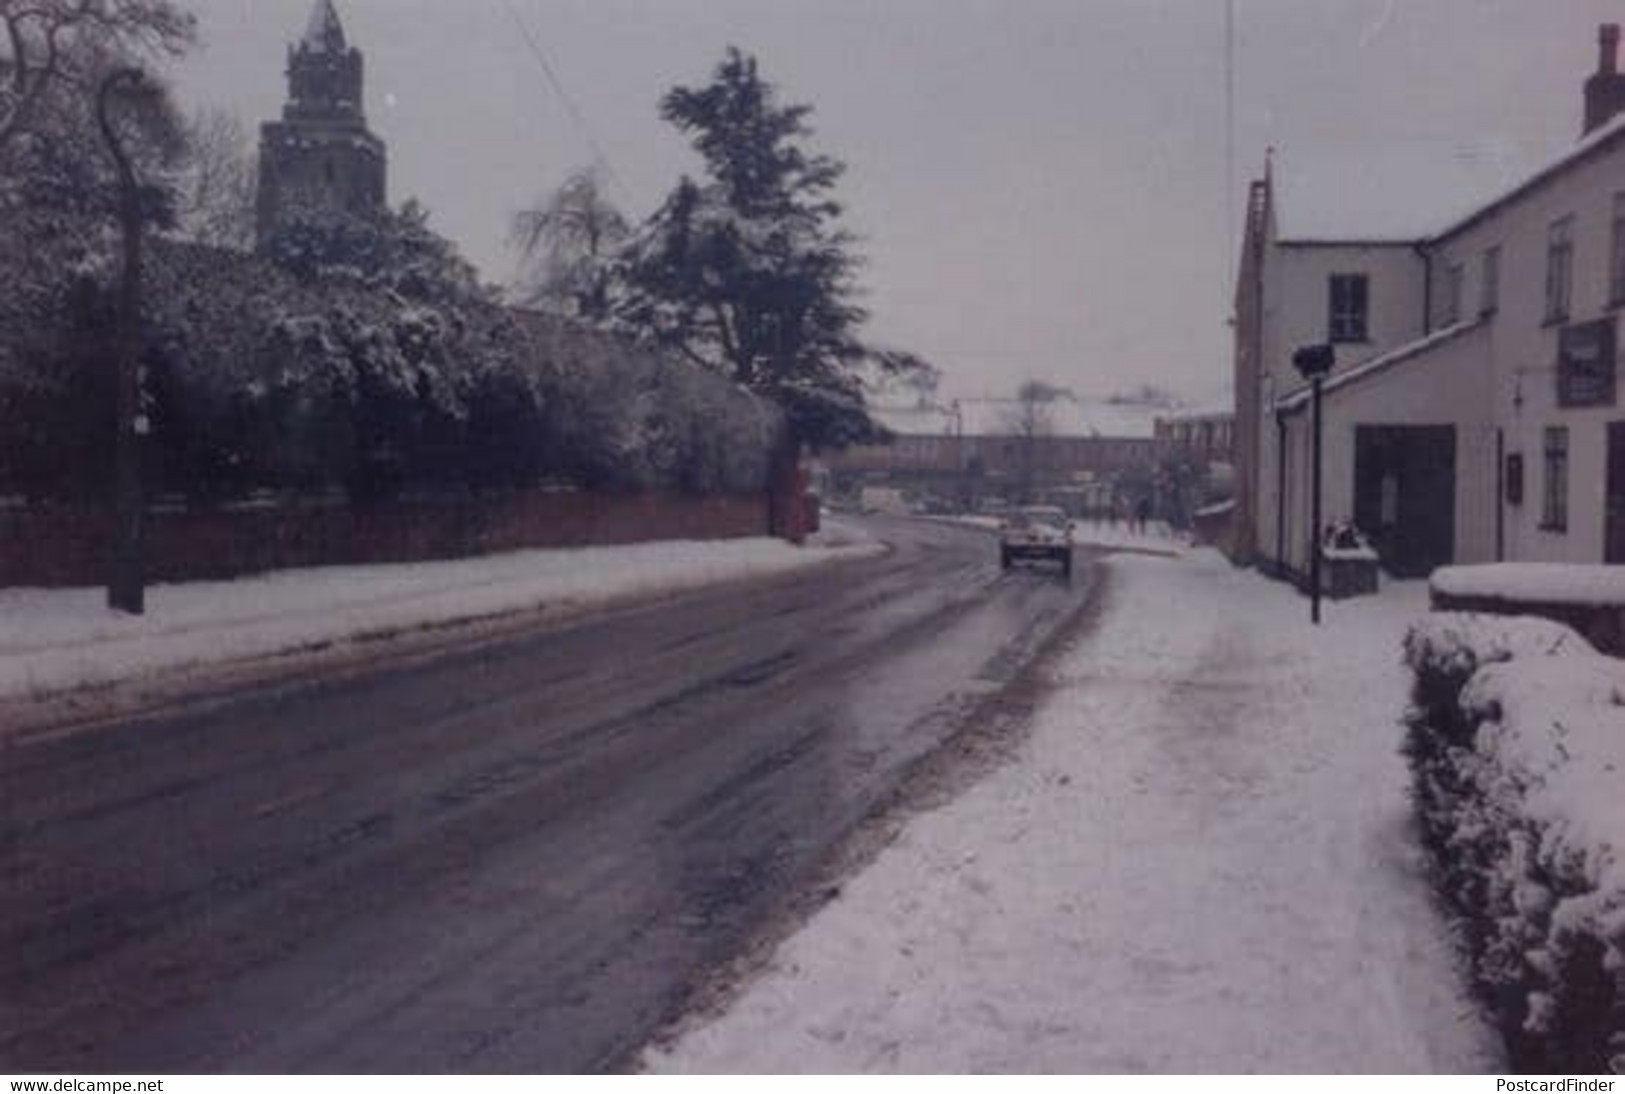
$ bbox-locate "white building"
[1233,25,1625,579]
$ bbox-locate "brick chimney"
[1584,23,1625,136]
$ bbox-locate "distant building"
[1233,25,1625,577]
[256,0,388,248]
[1155,406,1234,466]
[821,396,1167,513]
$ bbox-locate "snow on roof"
[1273,138,1539,243]
[871,396,1163,439]
[1430,111,1625,243]
[1274,113,1625,246]
[1274,319,1483,413]
[1156,398,1233,423]
[302,0,347,53]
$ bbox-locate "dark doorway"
[1607,422,1625,564]
[1354,425,1456,577]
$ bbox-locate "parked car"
[1000,505,1074,577]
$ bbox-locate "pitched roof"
[302,0,347,54]
[1271,139,1536,244]
[1429,111,1625,244]
[1271,110,1625,247]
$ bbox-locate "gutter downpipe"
[1496,427,1506,562]
[1275,408,1288,574]
[1413,240,1433,337]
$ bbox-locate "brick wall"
[0,490,771,588]
[1430,590,1625,658]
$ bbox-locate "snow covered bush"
[1404,612,1625,1073]
[0,208,782,505]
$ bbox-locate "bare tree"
[0,0,193,156]
[173,107,256,251]
[1007,379,1072,503]
[1,0,193,221]
[510,167,629,321]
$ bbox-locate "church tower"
[256,0,388,248]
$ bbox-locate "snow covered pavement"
[0,522,881,706]
[648,550,1502,1073]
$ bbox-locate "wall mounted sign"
[1556,317,1617,408]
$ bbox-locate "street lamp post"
[97,67,149,615]
[1292,343,1335,626]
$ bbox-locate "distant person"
[1134,496,1151,535]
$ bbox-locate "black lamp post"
[97,67,148,616]
[1292,343,1335,625]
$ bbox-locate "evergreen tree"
[620,47,922,450]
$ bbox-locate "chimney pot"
[1603,24,1621,75]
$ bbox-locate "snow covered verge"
[1403,613,1625,1073]
[0,526,882,708]
[647,552,1497,1072]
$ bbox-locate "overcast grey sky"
[170,0,1623,405]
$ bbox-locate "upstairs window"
[1443,262,1464,326]
[1546,215,1575,323]
[1611,192,1625,306]
[1542,426,1569,532]
[1328,273,1369,343]
[1480,245,1501,316]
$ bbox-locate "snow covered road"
[649,551,1502,1073]
[0,517,1097,1072]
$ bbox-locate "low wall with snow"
[1403,613,1625,1072]
[0,490,770,588]
[1431,564,1625,657]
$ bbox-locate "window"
[1505,452,1523,506]
[1545,216,1575,323]
[1611,192,1625,305]
[1480,245,1500,316]
[1443,262,1464,326]
[1541,426,1569,531]
[1328,274,1369,343]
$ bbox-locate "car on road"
[999,505,1074,577]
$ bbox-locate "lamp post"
[1292,343,1335,625]
[950,399,965,509]
[97,67,148,615]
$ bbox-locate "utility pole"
[98,67,148,615]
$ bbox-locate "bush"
[1403,613,1625,1073]
[0,213,783,506]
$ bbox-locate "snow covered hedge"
[1403,612,1625,1073]
[0,209,781,504]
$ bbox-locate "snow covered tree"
[619,47,923,452]
[1,0,193,216]
[261,197,486,304]
[172,107,256,251]
[510,167,629,322]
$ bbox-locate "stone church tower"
[256,0,388,248]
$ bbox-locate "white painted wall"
[1255,242,1428,571]
[1274,327,1499,576]
[1426,136,1625,564]
[1253,132,1625,574]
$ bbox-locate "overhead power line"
[502,0,633,207]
